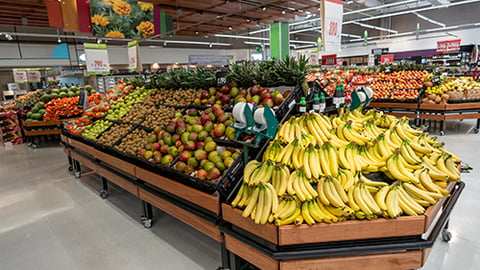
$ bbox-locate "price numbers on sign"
[432,76,441,84]
[94,60,104,68]
[328,21,339,37]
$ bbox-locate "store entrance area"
[0,142,220,270]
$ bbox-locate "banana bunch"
[240,182,279,224]
[348,181,383,219]
[337,168,355,190]
[304,113,332,144]
[243,160,274,186]
[317,176,348,208]
[262,141,283,162]
[287,168,318,201]
[274,195,302,226]
[375,114,397,129]
[337,121,372,145]
[271,164,290,196]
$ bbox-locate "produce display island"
[369,101,480,135]
[60,131,464,270]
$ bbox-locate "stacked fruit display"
[145,88,202,107]
[24,102,47,122]
[96,123,132,146]
[137,106,238,181]
[81,120,113,140]
[231,108,460,225]
[423,75,480,103]
[140,106,181,129]
[105,88,155,121]
[114,128,149,155]
[42,93,106,121]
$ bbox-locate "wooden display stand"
[369,101,480,135]
[60,134,223,242]
[221,182,460,270]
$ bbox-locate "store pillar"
[270,22,289,59]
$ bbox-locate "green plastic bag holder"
[350,87,372,110]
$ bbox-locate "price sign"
[78,88,88,110]
[432,75,441,84]
[128,40,138,72]
[84,43,110,75]
[216,70,227,86]
[321,54,337,66]
[27,69,41,82]
[437,39,461,53]
[381,54,394,64]
[321,0,343,52]
[13,69,28,83]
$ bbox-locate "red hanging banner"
[437,39,461,53]
[77,0,92,33]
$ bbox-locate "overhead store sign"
[84,43,110,75]
[13,69,28,83]
[188,55,233,66]
[321,54,337,66]
[27,69,41,82]
[321,0,343,52]
[381,54,394,64]
[372,48,389,55]
[437,39,461,53]
[128,40,140,72]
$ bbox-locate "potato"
[422,97,429,103]
[425,100,436,104]
[428,94,437,100]
[441,94,450,101]
[424,81,433,88]
[434,96,442,103]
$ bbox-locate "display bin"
[222,182,456,246]
[221,182,464,270]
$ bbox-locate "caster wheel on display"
[143,219,152,229]
[442,229,452,242]
[68,166,73,172]
[31,144,38,149]
[74,171,81,178]
[100,190,109,199]
[439,131,445,136]
[474,128,479,134]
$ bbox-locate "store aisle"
[0,143,221,270]
[0,120,479,270]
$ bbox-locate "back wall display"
[90,0,154,39]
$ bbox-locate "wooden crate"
[136,167,220,215]
[224,234,423,270]
[222,195,446,246]
[22,119,61,127]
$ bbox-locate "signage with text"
[128,40,138,72]
[321,54,337,66]
[27,69,41,83]
[437,39,461,53]
[321,0,343,52]
[13,69,28,83]
[84,43,110,75]
[381,54,394,64]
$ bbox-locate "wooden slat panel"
[278,215,425,246]
[382,112,417,119]
[280,250,423,270]
[423,196,448,232]
[62,146,70,157]
[22,119,61,127]
[93,150,136,176]
[70,150,96,171]
[422,248,433,267]
[222,204,278,244]
[94,164,139,197]
[369,102,418,109]
[444,113,480,120]
[65,138,97,156]
[136,167,219,214]
[418,114,445,120]
[139,189,223,242]
[419,103,447,110]
[23,129,62,136]
[224,234,279,270]
[445,102,480,110]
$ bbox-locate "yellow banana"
[242,186,260,218]
[254,185,266,223]
[386,187,402,218]
[403,182,436,204]
[231,183,246,207]
[275,205,300,226]
[302,201,316,225]
[375,185,390,211]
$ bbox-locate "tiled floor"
[0,120,479,270]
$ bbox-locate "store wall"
[312,27,480,58]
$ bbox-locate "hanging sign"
[321,0,343,52]
[84,43,110,75]
[368,54,375,66]
[336,58,343,67]
[128,40,138,72]
[437,39,461,53]
[13,69,28,83]
[381,54,394,64]
[27,69,41,83]
[321,54,337,66]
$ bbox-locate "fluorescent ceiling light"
[352,22,398,34]
[151,39,231,46]
[342,33,361,38]
[294,44,317,49]
[290,26,321,34]
[215,34,268,40]
[343,0,417,15]
[414,12,446,27]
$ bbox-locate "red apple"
[263,98,274,108]
[250,84,261,95]
[220,94,230,105]
[221,85,231,94]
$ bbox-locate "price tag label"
[78,88,88,110]
[385,67,392,74]
[216,70,228,86]
[321,0,343,52]
[84,43,110,75]
[432,76,441,84]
